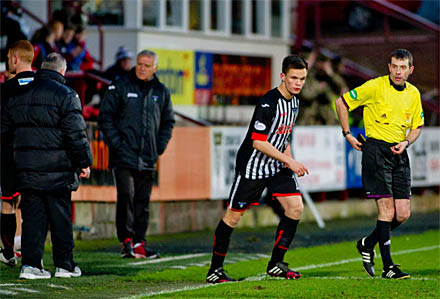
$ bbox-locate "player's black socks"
[270,215,299,264]
[364,217,402,248]
[210,219,234,270]
[377,220,394,268]
[1,213,16,259]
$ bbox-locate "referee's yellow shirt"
[342,75,424,143]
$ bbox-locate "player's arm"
[390,128,422,154]
[253,140,308,177]
[335,97,362,151]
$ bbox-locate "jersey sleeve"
[250,100,274,141]
[410,92,424,130]
[341,79,376,111]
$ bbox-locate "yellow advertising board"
[151,49,195,105]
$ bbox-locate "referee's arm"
[335,97,363,151]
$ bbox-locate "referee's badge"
[349,89,358,99]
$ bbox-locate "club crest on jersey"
[254,121,266,131]
[276,124,293,135]
[152,95,159,102]
[349,89,358,99]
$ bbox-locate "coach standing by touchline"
[98,50,175,259]
[335,49,424,280]
[1,53,93,279]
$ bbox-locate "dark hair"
[282,55,308,74]
[390,49,413,67]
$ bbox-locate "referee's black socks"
[210,219,234,270]
[270,215,299,264]
[364,217,402,248]
[377,220,394,268]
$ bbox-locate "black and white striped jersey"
[235,88,299,179]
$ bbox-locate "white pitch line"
[0,290,17,295]
[12,287,39,293]
[128,244,440,298]
[128,253,208,265]
[0,283,20,287]
[48,283,71,290]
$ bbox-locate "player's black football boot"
[266,261,301,279]
[382,264,410,279]
[206,267,236,284]
[356,237,376,277]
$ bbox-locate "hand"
[286,158,309,177]
[346,134,363,151]
[79,167,91,179]
[390,141,408,155]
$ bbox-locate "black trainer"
[266,261,301,279]
[206,267,236,284]
[120,238,134,258]
[356,237,376,277]
[382,264,410,279]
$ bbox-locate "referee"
[335,49,424,279]
[206,55,309,283]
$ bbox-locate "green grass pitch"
[0,226,438,298]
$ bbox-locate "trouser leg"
[20,192,47,268]
[133,170,154,244]
[113,168,135,242]
[47,191,75,271]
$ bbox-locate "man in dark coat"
[1,53,92,279]
[98,50,175,259]
[0,40,35,267]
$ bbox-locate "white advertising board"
[210,127,247,199]
[408,127,440,187]
[292,126,346,192]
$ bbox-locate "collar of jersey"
[388,76,406,91]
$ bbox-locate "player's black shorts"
[228,168,301,212]
[362,138,411,199]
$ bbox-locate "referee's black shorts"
[228,168,301,212]
[362,138,411,200]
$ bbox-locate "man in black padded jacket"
[98,50,175,259]
[1,53,92,279]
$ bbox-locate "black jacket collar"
[36,69,66,84]
[128,68,160,88]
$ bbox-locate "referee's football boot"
[206,267,236,284]
[121,238,134,258]
[266,261,301,279]
[356,237,376,277]
[382,264,410,279]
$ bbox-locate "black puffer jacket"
[1,69,93,191]
[98,69,175,170]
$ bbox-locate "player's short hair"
[282,55,308,74]
[137,50,158,68]
[41,53,67,72]
[8,40,34,64]
[390,49,413,67]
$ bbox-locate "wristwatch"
[342,130,351,137]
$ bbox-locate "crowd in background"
[1,0,362,126]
